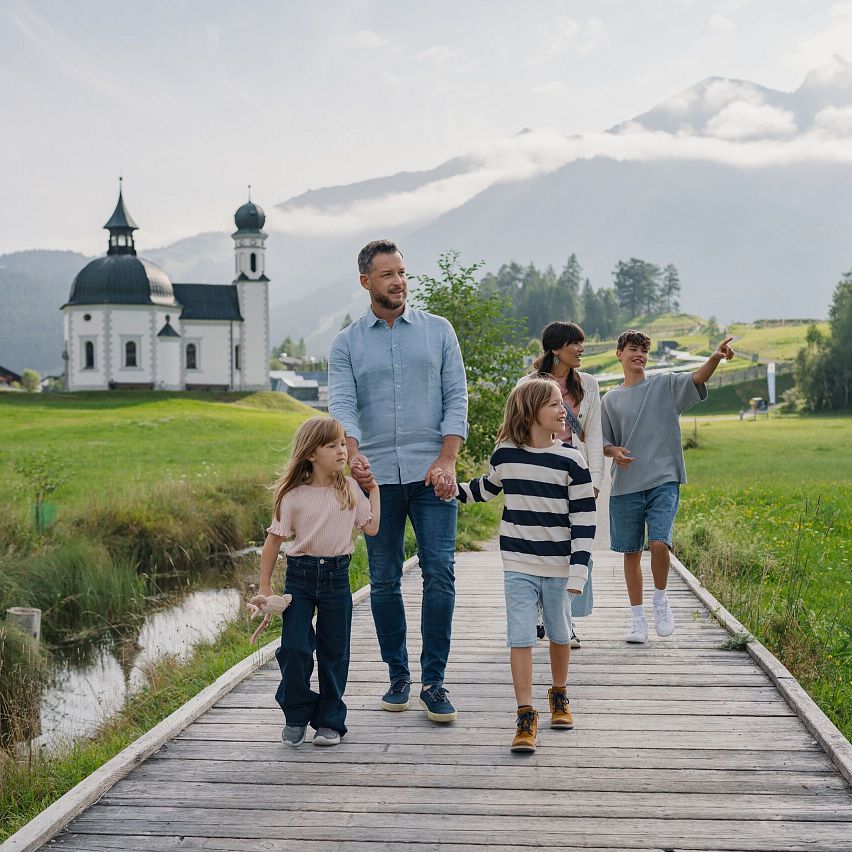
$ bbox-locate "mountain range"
[4,59,852,374]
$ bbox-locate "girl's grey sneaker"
[312,727,341,746]
[381,677,411,711]
[281,724,307,747]
[419,684,457,722]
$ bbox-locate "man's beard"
[374,290,406,310]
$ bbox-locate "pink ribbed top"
[267,477,373,557]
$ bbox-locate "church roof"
[172,284,243,321]
[157,317,181,338]
[65,254,177,307]
[233,200,265,233]
[104,189,138,231]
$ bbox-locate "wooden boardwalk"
[45,545,852,850]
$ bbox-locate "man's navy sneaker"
[381,677,411,711]
[419,684,457,722]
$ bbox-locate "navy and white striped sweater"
[457,441,596,588]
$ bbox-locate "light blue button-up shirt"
[328,305,469,485]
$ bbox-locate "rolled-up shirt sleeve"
[328,331,362,445]
[439,323,469,439]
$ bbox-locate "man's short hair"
[616,330,652,351]
[358,239,402,275]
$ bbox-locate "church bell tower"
[232,189,270,390]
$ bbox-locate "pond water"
[35,586,242,749]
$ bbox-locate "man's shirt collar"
[366,303,414,326]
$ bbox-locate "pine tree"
[662,263,682,313]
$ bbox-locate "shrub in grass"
[72,476,269,578]
[14,538,145,643]
[0,623,46,746]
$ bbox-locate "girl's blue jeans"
[274,554,353,735]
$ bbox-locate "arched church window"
[186,343,197,370]
[125,340,137,368]
[250,253,257,273]
[235,344,241,370]
[84,341,94,369]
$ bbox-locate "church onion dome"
[65,255,178,307]
[157,316,180,337]
[233,200,266,233]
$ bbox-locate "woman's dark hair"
[531,321,585,405]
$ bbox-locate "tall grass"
[0,624,46,747]
[676,499,851,739]
[2,540,146,644]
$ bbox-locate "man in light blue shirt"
[329,239,468,723]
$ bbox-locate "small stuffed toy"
[246,593,292,644]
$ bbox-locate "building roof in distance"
[65,254,177,307]
[172,283,243,321]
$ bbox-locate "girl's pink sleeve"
[352,481,373,531]
[267,494,294,537]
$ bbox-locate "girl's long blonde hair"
[497,378,560,447]
[273,417,354,519]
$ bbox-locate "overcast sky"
[2,0,851,256]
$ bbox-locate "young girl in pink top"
[256,416,380,747]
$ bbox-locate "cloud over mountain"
[266,60,852,239]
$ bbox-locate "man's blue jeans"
[365,482,457,687]
[274,554,353,735]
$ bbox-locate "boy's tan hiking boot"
[548,686,574,729]
[510,706,538,753]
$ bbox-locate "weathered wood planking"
[44,546,852,851]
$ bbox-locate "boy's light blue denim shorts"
[504,571,572,647]
[609,481,680,553]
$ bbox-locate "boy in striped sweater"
[455,378,596,753]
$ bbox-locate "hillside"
[0,250,90,374]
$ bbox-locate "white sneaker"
[654,600,675,637]
[570,627,581,649]
[312,727,341,746]
[625,617,648,644]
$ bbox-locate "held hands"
[425,456,457,500]
[713,336,735,361]
[348,451,376,490]
[246,593,293,645]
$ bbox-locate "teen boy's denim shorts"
[609,481,680,553]
[504,571,573,647]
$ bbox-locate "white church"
[63,183,270,392]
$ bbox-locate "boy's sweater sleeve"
[600,396,615,448]
[567,457,596,592]
[457,457,503,504]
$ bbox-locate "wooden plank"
[60,810,852,850]
[148,741,834,772]
[126,762,849,794]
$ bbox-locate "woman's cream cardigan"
[517,371,604,492]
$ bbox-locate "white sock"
[631,604,646,620]
[653,588,668,606]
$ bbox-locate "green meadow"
[676,414,852,737]
[0,391,310,509]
